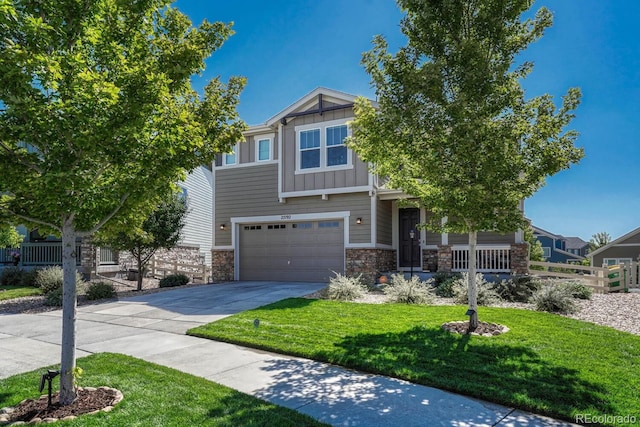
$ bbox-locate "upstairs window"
[223,144,238,166]
[296,119,352,173]
[326,125,348,166]
[257,138,271,161]
[300,129,321,169]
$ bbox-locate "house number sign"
[280,215,292,220]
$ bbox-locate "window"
[223,144,238,166]
[292,223,312,229]
[300,129,320,169]
[326,125,348,166]
[257,138,271,161]
[296,119,352,172]
[318,221,340,228]
[542,247,551,258]
[604,258,632,266]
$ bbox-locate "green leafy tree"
[0,0,245,404]
[524,226,544,262]
[98,192,188,291]
[0,223,23,248]
[348,0,583,331]
[590,231,611,251]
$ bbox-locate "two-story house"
[211,88,528,283]
[532,226,587,264]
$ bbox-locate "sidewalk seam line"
[493,408,516,426]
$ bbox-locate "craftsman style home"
[211,88,528,283]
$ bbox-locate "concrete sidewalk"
[0,282,577,426]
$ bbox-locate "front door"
[399,208,421,268]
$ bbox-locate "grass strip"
[0,285,42,301]
[0,353,326,426]
[188,298,640,426]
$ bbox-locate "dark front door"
[399,208,421,268]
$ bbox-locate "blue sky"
[175,0,640,242]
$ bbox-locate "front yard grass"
[0,353,326,426]
[0,285,42,301]
[188,298,640,426]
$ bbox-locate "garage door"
[239,220,344,282]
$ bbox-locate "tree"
[524,226,544,262]
[98,192,188,291]
[348,0,583,331]
[590,231,612,251]
[0,223,23,248]
[0,0,245,404]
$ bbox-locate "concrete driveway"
[0,281,577,426]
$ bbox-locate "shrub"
[159,274,189,288]
[384,274,434,304]
[34,266,84,294]
[44,288,63,306]
[435,277,457,297]
[491,275,541,303]
[531,283,577,314]
[327,273,367,301]
[432,271,461,287]
[20,269,40,287]
[563,281,593,300]
[86,282,116,300]
[0,267,24,286]
[452,272,501,305]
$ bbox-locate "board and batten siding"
[281,109,370,193]
[215,164,372,247]
[377,199,393,245]
[179,166,213,264]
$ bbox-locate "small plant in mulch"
[158,274,190,288]
[383,274,434,304]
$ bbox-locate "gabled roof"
[587,226,640,258]
[554,247,585,260]
[564,236,589,250]
[263,87,377,127]
[532,225,563,240]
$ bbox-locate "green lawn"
[0,353,326,426]
[0,285,42,301]
[188,298,640,426]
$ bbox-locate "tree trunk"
[136,254,143,291]
[467,230,479,332]
[59,217,78,405]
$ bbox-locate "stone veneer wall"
[79,238,97,280]
[211,249,235,282]
[422,249,438,272]
[345,248,396,285]
[437,245,452,272]
[117,245,202,269]
[510,243,529,275]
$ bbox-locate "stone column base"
[346,248,396,285]
[510,243,529,275]
[437,245,452,272]
[211,249,235,282]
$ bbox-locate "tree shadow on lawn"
[325,326,614,420]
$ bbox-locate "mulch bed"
[441,320,509,336]
[3,387,122,424]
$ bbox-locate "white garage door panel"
[239,221,344,282]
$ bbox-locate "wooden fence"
[148,258,210,284]
[528,260,640,293]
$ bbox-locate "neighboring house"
[1,165,212,277]
[588,226,640,267]
[532,226,587,263]
[211,87,528,283]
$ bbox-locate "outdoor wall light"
[220,224,226,231]
[356,217,362,225]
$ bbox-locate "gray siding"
[592,246,640,267]
[179,166,213,264]
[621,232,640,245]
[377,199,393,245]
[282,109,370,193]
[215,164,371,246]
[423,211,441,245]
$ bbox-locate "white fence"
[451,245,511,273]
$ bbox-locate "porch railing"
[451,245,511,273]
[99,247,117,265]
[11,243,82,266]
